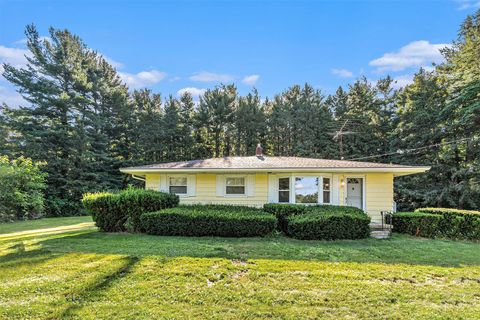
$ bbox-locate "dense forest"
[1,12,480,216]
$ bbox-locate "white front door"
[346,178,363,209]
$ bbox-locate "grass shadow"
[56,255,139,319]
[39,231,480,268]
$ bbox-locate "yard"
[1,217,479,319]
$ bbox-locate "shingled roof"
[120,156,429,175]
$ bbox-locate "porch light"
[340,179,345,187]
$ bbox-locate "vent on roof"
[256,143,263,157]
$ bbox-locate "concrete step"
[370,230,391,239]
[369,223,393,231]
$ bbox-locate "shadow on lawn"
[39,230,480,268]
[56,255,139,319]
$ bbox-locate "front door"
[346,178,363,209]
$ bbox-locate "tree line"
[1,11,479,216]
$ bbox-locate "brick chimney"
[255,143,263,157]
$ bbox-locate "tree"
[0,156,47,222]
[198,84,237,157]
[234,89,266,155]
[2,25,129,215]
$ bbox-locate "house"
[120,148,429,223]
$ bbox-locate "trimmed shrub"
[393,211,480,240]
[82,188,179,232]
[287,210,371,240]
[392,212,443,238]
[415,207,480,217]
[140,205,277,237]
[263,203,308,232]
[263,203,368,234]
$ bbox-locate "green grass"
[1,217,479,319]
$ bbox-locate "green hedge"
[140,205,276,237]
[287,210,371,240]
[393,211,480,240]
[82,188,179,232]
[264,203,370,240]
[263,203,308,232]
[392,212,443,238]
[415,207,480,217]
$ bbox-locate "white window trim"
[224,175,247,197]
[167,174,189,197]
[273,174,333,205]
[343,175,366,211]
[277,175,292,203]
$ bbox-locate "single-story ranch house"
[120,151,429,223]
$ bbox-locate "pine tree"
[2,25,129,215]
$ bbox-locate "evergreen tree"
[132,89,163,162]
[198,84,237,157]
[234,89,266,155]
[2,25,128,215]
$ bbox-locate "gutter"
[120,166,431,175]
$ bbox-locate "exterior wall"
[337,173,394,223]
[144,172,394,222]
[145,173,268,207]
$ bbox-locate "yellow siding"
[145,174,160,190]
[145,172,394,221]
[145,173,268,207]
[338,173,394,223]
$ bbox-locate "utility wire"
[346,137,476,161]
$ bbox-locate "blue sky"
[1,0,479,105]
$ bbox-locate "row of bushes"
[392,208,480,240]
[264,203,371,240]
[82,188,179,232]
[84,189,371,240]
[140,205,276,237]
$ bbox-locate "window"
[295,177,318,204]
[323,178,331,204]
[169,177,187,195]
[225,177,245,195]
[278,177,290,203]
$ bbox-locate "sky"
[1,0,480,106]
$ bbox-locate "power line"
[346,137,476,161]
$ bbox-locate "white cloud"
[331,68,354,78]
[102,55,124,69]
[392,74,414,89]
[241,74,260,85]
[119,70,167,89]
[177,87,206,98]
[169,76,181,82]
[189,71,233,82]
[0,85,26,107]
[13,36,52,46]
[369,40,449,72]
[0,45,30,74]
[456,0,480,10]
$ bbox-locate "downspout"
[131,174,146,182]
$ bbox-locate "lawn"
[0,217,479,319]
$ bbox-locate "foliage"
[287,209,371,240]
[82,188,179,232]
[393,211,480,240]
[415,207,480,216]
[263,203,367,235]
[0,156,47,222]
[2,25,131,216]
[140,205,276,237]
[3,12,480,215]
[4,217,480,319]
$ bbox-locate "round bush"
[82,188,179,232]
[393,211,480,240]
[287,210,371,240]
[140,205,277,237]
